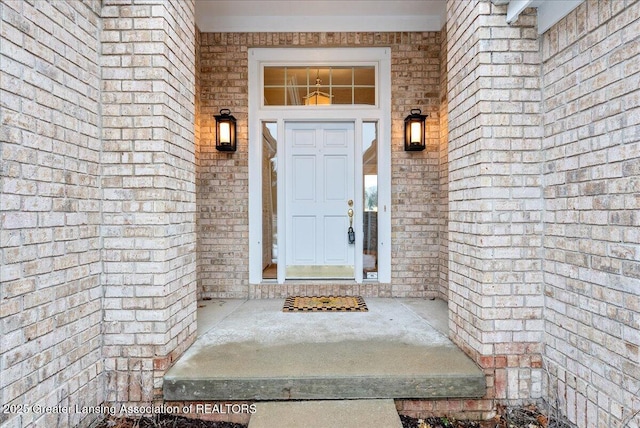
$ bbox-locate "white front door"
[285,122,355,279]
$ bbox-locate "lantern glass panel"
[219,122,231,144]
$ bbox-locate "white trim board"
[195,1,446,33]
[248,47,392,285]
[499,0,585,34]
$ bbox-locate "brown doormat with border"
[283,296,368,312]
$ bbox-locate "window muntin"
[263,66,376,106]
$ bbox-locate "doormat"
[283,296,368,312]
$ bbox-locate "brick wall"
[197,32,248,298]
[101,0,197,406]
[447,0,544,404]
[195,28,202,298]
[439,25,449,301]
[0,1,104,427]
[197,31,443,298]
[391,32,442,297]
[541,0,640,426]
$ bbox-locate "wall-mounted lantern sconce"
[404,108,428,151]
[214,109,237,152]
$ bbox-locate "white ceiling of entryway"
[194,0,448,32]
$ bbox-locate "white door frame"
[248,47,391,284]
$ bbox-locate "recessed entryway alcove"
[196,32,445,301]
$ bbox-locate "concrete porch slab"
[247,399,402,428]
[164,298,485,401]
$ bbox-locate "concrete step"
[247,400,403,428]
[163,338,486,400]
[163,299,486,401]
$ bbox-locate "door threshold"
[286,278,355,281]
[282,279,358,286]
[257,280,359,287]
[286,265,355,279]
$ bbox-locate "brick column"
[542,1,640,425]
[447,0,544,402]
[0,1,104,426]
[439,25,450,301]
[101,0,197,404]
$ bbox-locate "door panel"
[324,156,348,201]
[324,216,348,263]
[285,122,355,279]
[292,156,315,201]
[324,129,348,147]
[291,216,316,264]
[292,128,316,146]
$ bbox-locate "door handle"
[347,208,355,244]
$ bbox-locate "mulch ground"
[400,405,574,428]
[96,405,572,428]
[94,415,246,428]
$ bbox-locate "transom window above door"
[263,66,376,106]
